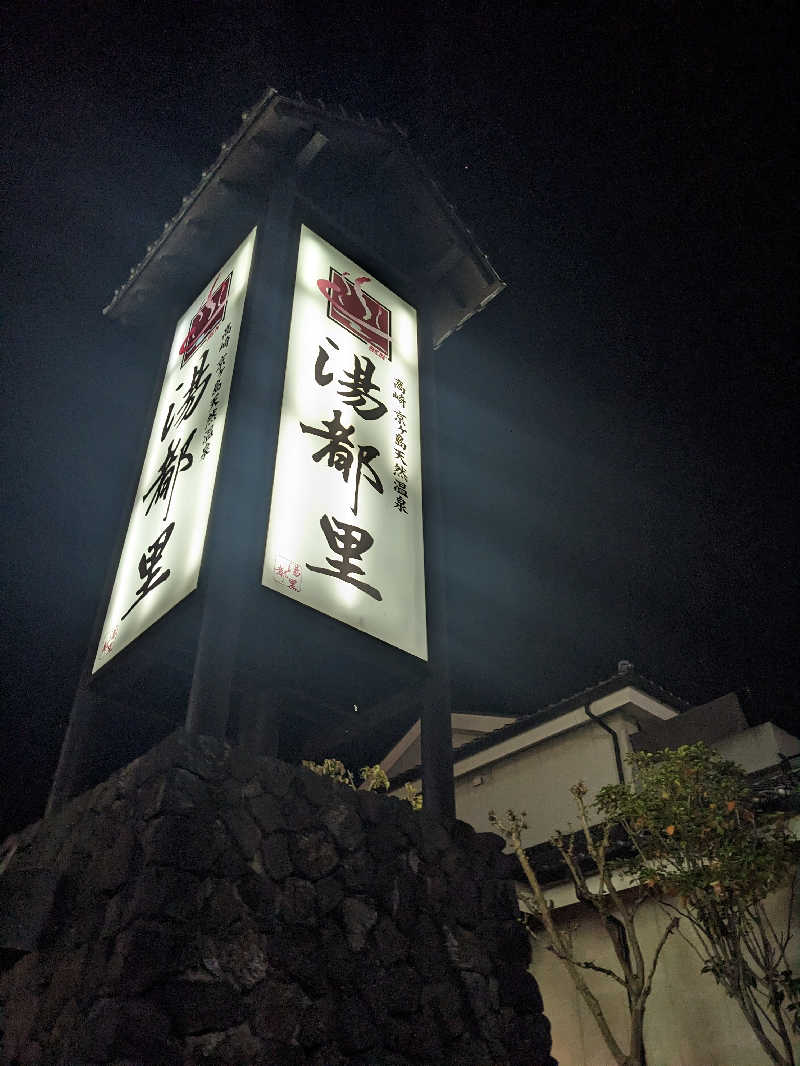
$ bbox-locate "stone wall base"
[0,730,555,1065]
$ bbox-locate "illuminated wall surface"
[263,225,427,659]
[93,229,257,673]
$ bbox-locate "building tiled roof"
[389,667,690,789]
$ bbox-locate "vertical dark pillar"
[185,168,296,739]
[418,322,456,821]
[47,317,179,816]
[45,682,98,816]
[237,689,280,756]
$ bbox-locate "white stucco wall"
[532,884,800,1066]
[714,722,800,773]
[454,711,637,848]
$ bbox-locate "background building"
[383,663,800,1065]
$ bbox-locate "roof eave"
[102,90,505,349]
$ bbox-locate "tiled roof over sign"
[104,88,505,349]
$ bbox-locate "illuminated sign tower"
[49,90,504,820]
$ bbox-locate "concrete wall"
[0,730,555,1066]
[715,722,800,773]
[454,712,636,848]
[531,886,800,1066]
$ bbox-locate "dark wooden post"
[46,315,179,816]
[237,689,280,757]
[45,681,99,816]
[417,319,456,821]
[185,168,296,739]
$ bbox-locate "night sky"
[2,3,796,837]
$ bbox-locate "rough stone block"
[214,840,252,880]
[378,963,421,1016]
[260,831,293,880]
[198,877,249,934]
[294,829,339,880]
[104,920,178,995]
[316,873,345,916]
[321,922,358,988]
[449,868,482,928]
[444,925,493,975]
[269,925,330,996]
[220,804,261,861]
[237,870,278,923]
[461,970,491,1018]
[281,876,317,926]
[337,995,379,1053]
[367,822,409,865]
[249,978,310,1043]
[299,765,346,807]
[94,822,136,896]
[355,788,386,824]
[0,868,59,952]
[171,730,228,781]
[388,1008,443,1062]
[419,818,452,859]
[125,866,202,926]
[371,914,409,968]
[421,981,466,1039]
[281,792,318,831]
[309,1045,349,1066]
[155,975,245,1035]
[342,897,378,951]
[255,755,296,797]
[340,848,375,892]
[200,930,273,989]
[321,803,365,853]
[33,944,89,1032]
[141,767,212,820]
[248,791,286,834]
[184,1021,265,1064]
[496,959,544,1014]
[227,744,265,783]
[141,813,224,873]
[442,1032,493,1066]
[0,983,39,1061]
[81,996,178,1063]
[409,917,449,983]
[504,1012,557,1066]
[298,996,335,1048]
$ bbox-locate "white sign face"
[263,225,427,659]
[93,228,257,673]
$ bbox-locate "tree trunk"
[628,1008,646,1066]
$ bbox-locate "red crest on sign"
[179,272,232,367]
[317,270,392,360]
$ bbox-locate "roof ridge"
[389,669,691,788]
[103,87,410,317]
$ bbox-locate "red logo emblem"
[179,272,232,367]
[317,270,392,360]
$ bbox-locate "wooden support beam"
[417,316,455,822]
[237,690,280,756]
[185,166,296,740]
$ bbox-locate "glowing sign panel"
[263,226,427,659]
[93,229,256,672]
